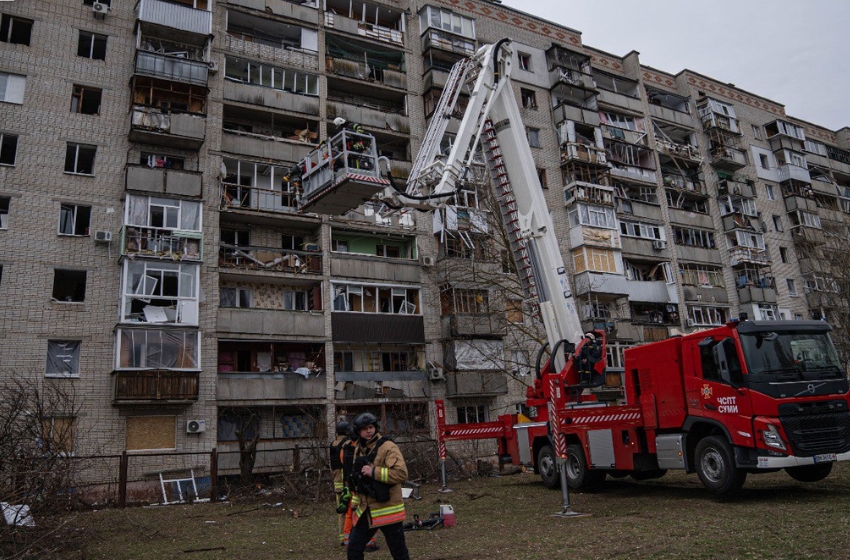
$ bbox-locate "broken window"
[46,341,81,376]
[332,283,419,314]
[0,196,9,229]
[141,152,184,170]
[0,132,18,165]
[220,287,252,308]
[225,56,318,95]
[64,143,96,175]
[117,328,200,370]
[71,84,103,114]
[518,52,531,71]
[122,261,199,324]
[52,269,87,302]
[521,88,537,109]
[58,204,91,236]
[78,30,107,60]
[526,127,540,148]
[0,14,33,46]
[689,305,728,327]
[573,247,617,273]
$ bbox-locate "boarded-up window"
[42,417,76,454]
[126,415,176,451]
[506,300,523,323]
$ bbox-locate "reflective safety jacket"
[351,433,408,528]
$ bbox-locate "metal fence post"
[209,448,218,502]
[118,451,128,508]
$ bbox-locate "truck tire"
[694,436,746,495]
[537,445,559,489]
[565,444,605,491]
[785,462,833,483]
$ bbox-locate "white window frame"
[283,290,308,311]
[689,305,727,327]
[125,194,203,232]
[620,220,664,240]
[220,286,252,309]
[58,203,92,236]
[115,328,201,371]
[78,30,107,60]
[64,142,96,175]
[787,278,798,297]
[766,184,776,200]
[332,282,420,315]
[0,72,26,104]
[0,195,9,229]
[122,261,200,324]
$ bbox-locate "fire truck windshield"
[740,331,844,380]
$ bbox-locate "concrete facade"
[1,0,848,473]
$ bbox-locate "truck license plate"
[814,453,837,463]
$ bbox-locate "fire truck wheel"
[537,445,560,489]
[785,462,833,483]
[695,436,747,495]
[565,444,605,491]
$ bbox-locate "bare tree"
[0,377,82,559]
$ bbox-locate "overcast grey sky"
[499,0,850,131]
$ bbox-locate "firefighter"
[333,117,372,170]
[330,420,351,546]
[578,332,603,386]
[347,412,410,560]
[333,116,365,134]
[341,425,377,550]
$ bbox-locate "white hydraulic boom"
[394,40,584,361]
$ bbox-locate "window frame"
[0,132,18,165]
[58,203,92,236]
[0,195,9,229]
[0,14,33,46]
[77,30,107,60]
[71,84,103,115]
[64,142,97,175]
[52,268,87,303]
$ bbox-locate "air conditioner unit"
[686,318,695,327]
[426,361,445,381]
[652,240,667,250]
[94,230,112,243]
[92,1,109,18]
[419,255,435,267]
[186,419,206,434]
[208,60,219,73]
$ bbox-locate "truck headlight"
[762,424,787,451]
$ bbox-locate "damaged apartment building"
[1,0,849,476]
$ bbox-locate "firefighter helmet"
[353,412,378,433]
[336,420,350,435]
[333,117,347,128]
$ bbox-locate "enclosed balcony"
[594,71,642,112]
[546,45,594,88]
[121,225,202,261]
[323,0,405,46]
[446,372,508,398]
[113,370,199,405]
[223,57,320,115]
[662,170,705,194]
[422,28,475,59]
[729,246,770,267]
[125,164,202,198]
[738,285,777,304]
[564,181,614,206]
[135,50,209,87]
[560,141,607,167]
[137,0,212,42]
[778,163,812,184]
[717,177,755,198]
[225,11,319,70]
[710,145,748,171]
[574,271,677,304]
[218,307,325,337]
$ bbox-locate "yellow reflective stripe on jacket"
[334,481,344,491]
[370,503,406,526]
[375,466,389,483]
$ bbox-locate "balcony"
[565,181,614,206]
[325,56,406,90]
[446,372,508,398]
[224,34,319,72]
[655,137,701,162]
[327,100,409,134]
[422,28,475,58]
[717,178,755,198]
[217,371,326,402]
[574,271,678,304]
[237,375,317,403]
[662,173,705,194]
[135,51,209,86]
[548,67,596,91]
[332,313,425,344]
[609,164,657,184]
[129,106,206,149]
[738,286,777,304]
[683,285,729,304]
[125,164,202,198]
[553,103,600,128]
[602,126,648,147]
[223,80,320,116]
[560,142,607,166]
[330,254,421,284]
[728,247,770,267]
[441,314,506,339]
[323,8,404,46]
[649,104,694,128]
[227,0,318,25]
[137,0,212,40]
[121,225,202,261]
[710,146,748,171]
[597,89,643,113]
[778,164,812,184]
[219,244,322,274]
[217,308,325,337]
[220,182,299,215]
[221,130,313,162]
[113,370,199,404]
